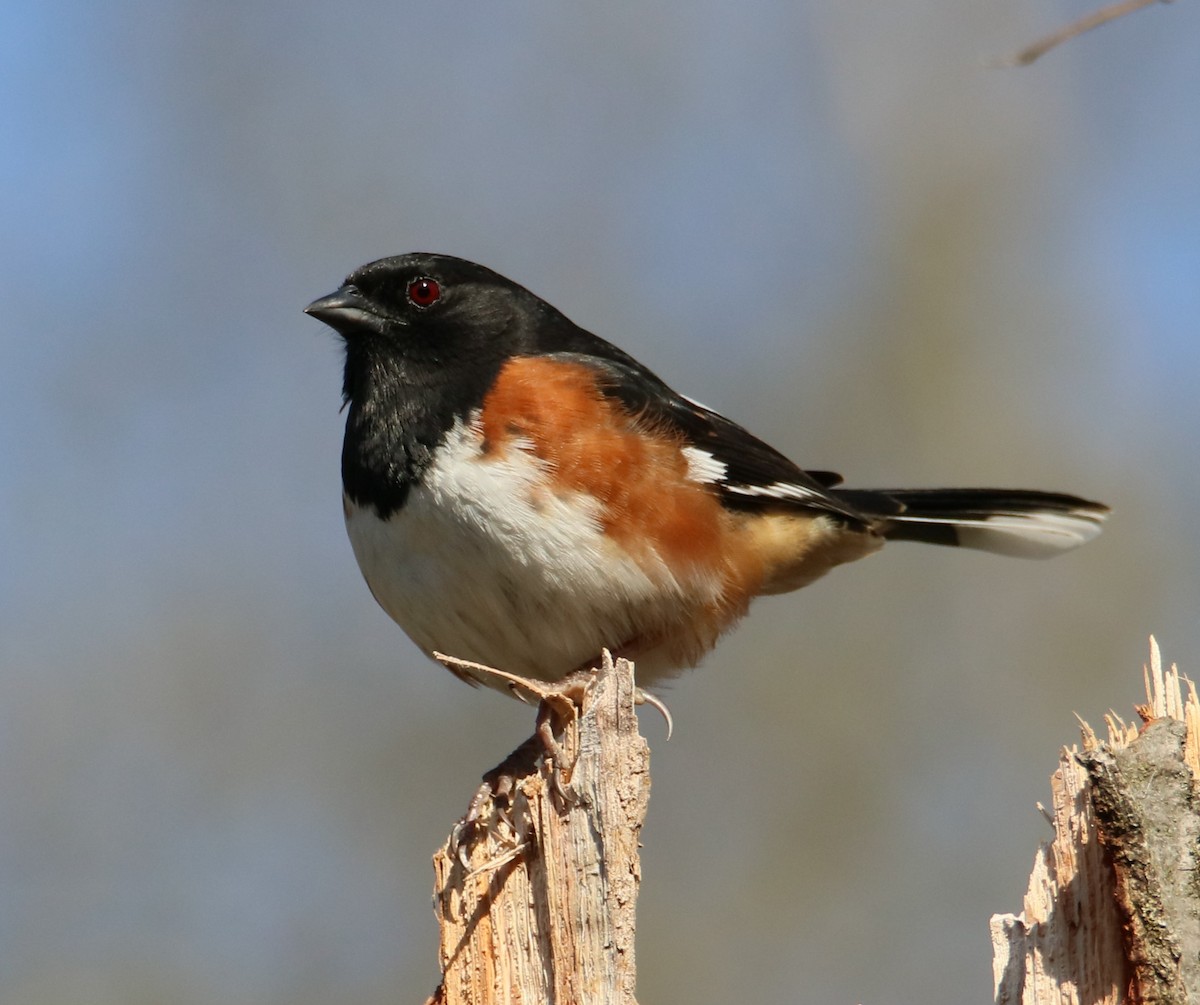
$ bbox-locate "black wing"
[544,352,881,527]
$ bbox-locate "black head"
[307,249,654,418]
[305,253,592,514]
[305,253,558,381]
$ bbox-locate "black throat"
[340,338,503,520]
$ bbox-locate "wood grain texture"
[991,640,1200,1004]
[427,653,649,1005]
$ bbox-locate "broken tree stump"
[410,639,1200,1004]
[992,639,1200,1004]
[425,652,650,1005]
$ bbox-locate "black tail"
[834,488,1109,559]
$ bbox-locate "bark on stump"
[426,653,649,1005]
[992,640,1200,1005]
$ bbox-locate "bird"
[305,253,1108,694]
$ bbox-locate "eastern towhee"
[305,253,1108,692]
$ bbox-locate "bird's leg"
[435,649,669,842]
[434,653,600,831]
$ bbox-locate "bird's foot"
[435,649,670,868]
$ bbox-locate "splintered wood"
[426,653,649,1005]
[991,638,1200,1004]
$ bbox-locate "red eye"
[406,277,441,308]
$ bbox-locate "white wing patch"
[680,446,727,484]
[724,481,822,504]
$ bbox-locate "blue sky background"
[2,2,1198,1002]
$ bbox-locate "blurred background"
[2,1,1197,1002]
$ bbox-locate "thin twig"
[1001,0,1169,67]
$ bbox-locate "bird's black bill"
[304,286,394,335]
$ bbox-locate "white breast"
[344,419,705,686]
